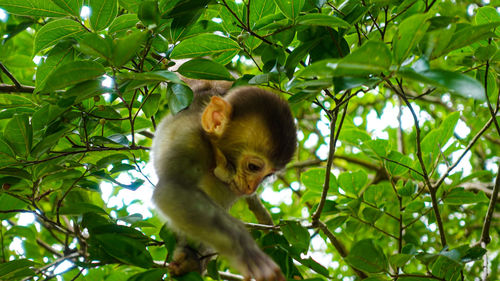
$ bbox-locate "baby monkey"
[152,79,296,281]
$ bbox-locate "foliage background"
[0,0,498,280]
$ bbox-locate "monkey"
[151,79,296,281]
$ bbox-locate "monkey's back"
[152,111,211,183]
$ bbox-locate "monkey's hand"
[168,246,202,276]
[235,245,285,281]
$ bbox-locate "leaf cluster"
[0,0,498,280]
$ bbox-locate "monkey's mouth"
[229,182,253,196]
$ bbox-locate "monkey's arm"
[153,179,283,281]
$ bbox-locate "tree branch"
[480,164,500,245]
[0,83,35,93]
[245,194,274,226]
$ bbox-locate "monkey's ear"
[201,96,232,137]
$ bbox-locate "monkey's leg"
[154,181,284,281]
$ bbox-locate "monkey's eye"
[247,163,262,172]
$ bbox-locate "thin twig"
[0,63,22,88]
[21,146,149,166]
[480,164,500,245]
[0,83,35,93]
[56,170,88,224]
[434,117,494,190]
[312,104,342,223]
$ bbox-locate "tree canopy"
[0,0,498,280]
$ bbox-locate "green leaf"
[338,170,368,197]
[301,168,337,193]
[95,153,129,169]
[281,220,310,254]
[337,40,392,76]
[461,246,487,262]
[172,272,204,281]
[249,0,276,25]
[119,70,183,91]
[430,255,462,280]
[4,114,32,157]
[420,111,460,164]
[393,14,430,65]
[0,194,28,220]
[142,94,161,118]
[0,259,35,280]
[398,181,417,197]
[293,59,338,78]
[346,239,388,273]
[444,188,489,205]
[339,128,371,144]
[438,22,500,56]
[31,128,68,158]
[274,0,305,19]
[33,19,86,55]
[364,182,393,208]
[165,0,211,39]
[362,207,383,223]
[297,14,350,28]
[206,260,220,281]
[476,5,500,23]
[297,40,391,78]
[41,61,105,92]
[89,0,118,31]
[397,277,437,281]
[0,168,31,180]
[398,68,485,100]
[389,253,413,268]
[127,269,168,281]
[297,257,330,277]
[90,134,129,146]
[159,224,177,261]
[59,203,109,215]
[138,0,160,27]
[167,83,194,114]
[95,233,153,268]
[0,0,67,17]
[326,216,347,230]
[5,226,36,241]
[77,33,113,61]
[385,151,413,177]
[64,79,109,104]
[91,224,149,241]
[361,139,389,159]
[333,76,380,92]
[91,105,121,119]
[177,58,234,81]
[112,30,148,67]
[285,41,318,78]
[108,14,140,36]
[287,91,320,103]
[170,33,240,60]
[51,0,83,17]
[35,41,75,92]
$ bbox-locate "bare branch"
[0,63,22,88]
[0,83,35,93]
[480,164,500,245]
[246,194,274,226]
[434,117,495,190]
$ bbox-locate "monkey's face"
[231,154,274,196]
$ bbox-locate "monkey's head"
[201,86,297,195]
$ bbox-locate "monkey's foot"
[168,246,203,276]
